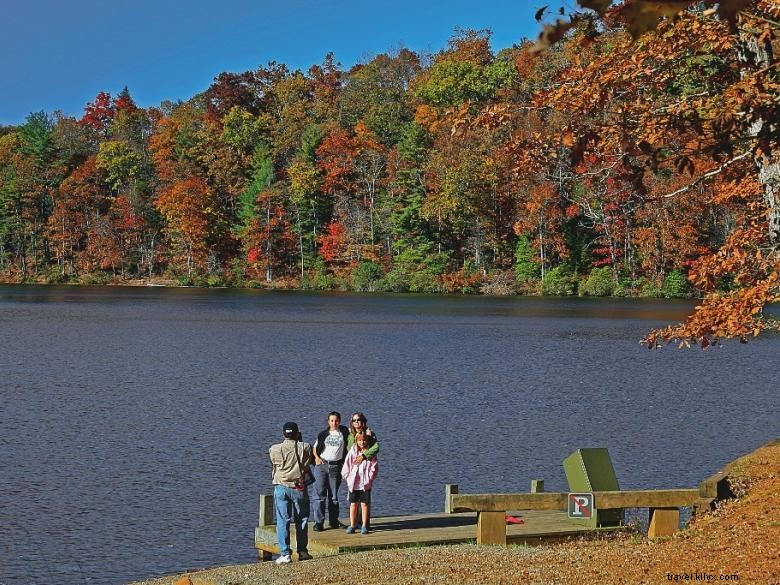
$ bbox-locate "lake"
[0,285,777,584]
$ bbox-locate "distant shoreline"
[0,276,698,301]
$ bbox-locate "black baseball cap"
[283,422,299,437]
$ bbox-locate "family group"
[268,411,379,564]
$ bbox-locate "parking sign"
[568,493,594,518]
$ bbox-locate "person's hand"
[364,485,371,492]
[315,456,323,465]
[354,454,365,464]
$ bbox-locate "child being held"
[340,431,378,534]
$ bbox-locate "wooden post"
[445,484,458,514]
[647,507,679,538]
[531,479,545,493]
[699,471,733,501]
[476,511,506,545]
[259,494,275,527]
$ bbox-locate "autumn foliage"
[1,2,778,346]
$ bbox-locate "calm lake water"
[0,285,777,585]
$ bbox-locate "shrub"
[42,267,70,284]
[79,272,112,285]
[662,270,691,298]
[514,236,540,283]
[301,258,334,290]
[228,258,246,287]
[638,277,662,297]
[409,270,442,293]
[380,252,449,293]
[581,267,614,297]
[351,261,384,292]
[379,269,410,292]
[542,265,577,296]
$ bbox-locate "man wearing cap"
[269,421,314,564]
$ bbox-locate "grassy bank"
[131,439,779,585]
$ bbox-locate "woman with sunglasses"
[347,412,379,464]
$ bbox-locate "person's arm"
[361,432,379,460]
[313,434,323,465]
[269,446,279,478]
[302,443,314,469]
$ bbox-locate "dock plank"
[255,510,624,558]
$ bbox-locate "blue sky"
[0,1,542,126]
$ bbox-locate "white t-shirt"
[320,429,345,462]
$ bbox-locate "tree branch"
[659,150,754,199]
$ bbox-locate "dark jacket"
[314,425,350,464]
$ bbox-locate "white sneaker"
[275,554,292,564]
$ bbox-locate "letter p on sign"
[568,493,594,518]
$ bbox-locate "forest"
[0,0,777,346]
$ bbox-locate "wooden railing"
[445,472,730,545]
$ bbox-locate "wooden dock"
[254,508,623,559]
[255,452,731,560]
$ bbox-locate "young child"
[340,432,378,534]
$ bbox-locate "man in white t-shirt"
[311,411,350,531]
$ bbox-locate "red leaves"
[80,89,138,135]
[80,91,115,133]
[317,221,349,263]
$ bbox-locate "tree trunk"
[296,207,304,280]
[265,201,272,282]
[740,23,779,246]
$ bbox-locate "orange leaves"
[316,129,359,196]
[645,221,779,347]
[532,0,736,53]
[413,104,440,131]
[644,270,779,347]
[155,177,215,273]
[512,2,779,347]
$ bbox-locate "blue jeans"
[273,484,309,556]
[311,462,342,525]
